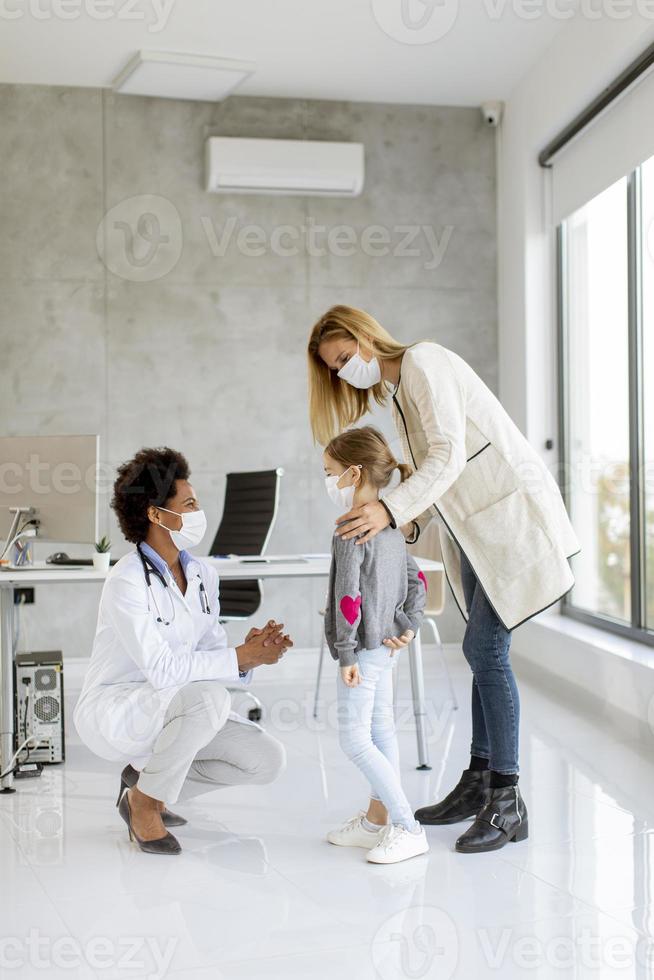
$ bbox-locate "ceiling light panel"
[112,51,256,102]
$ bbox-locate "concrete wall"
[0,85,497,655]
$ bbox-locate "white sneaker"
[327,812,387,849]
[366,823,429,864]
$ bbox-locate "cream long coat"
[383,342,580,631]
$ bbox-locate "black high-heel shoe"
[118,789,181,855]
[116,765,187,827]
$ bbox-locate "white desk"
[0,554,443,790]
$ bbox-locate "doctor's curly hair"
[111,447,190,543]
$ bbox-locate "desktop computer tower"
[14,651,65,764]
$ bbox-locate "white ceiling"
[0,0,573,106]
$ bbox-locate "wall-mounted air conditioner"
[205,137,365,197]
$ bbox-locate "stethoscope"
[137,545,211,626]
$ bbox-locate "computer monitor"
[0,435,99,544]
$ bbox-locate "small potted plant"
[93,535,111,573]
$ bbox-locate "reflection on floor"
[1,646,653,979]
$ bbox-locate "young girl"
[323,426,429,865]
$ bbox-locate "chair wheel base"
[248,708,263,721]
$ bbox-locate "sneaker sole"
[366,843,430,865]
[326,836,379,849]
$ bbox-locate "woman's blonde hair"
[324,425,412,490]
[307,305,409,445]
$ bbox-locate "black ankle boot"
[455,784,528,853]
[414,769,491,825]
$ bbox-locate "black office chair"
[210,468,284,720]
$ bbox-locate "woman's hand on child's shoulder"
[340,664,361,687]
[383,629,415,652]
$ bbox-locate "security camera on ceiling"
[480,101,504,127]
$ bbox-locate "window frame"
[557,167,654,647]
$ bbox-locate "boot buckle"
[489,812,501,829]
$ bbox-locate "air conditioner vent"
[205,137,365,198]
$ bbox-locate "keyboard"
[48,557,118,567]
[0,558,117,572]
[0,561,87,572]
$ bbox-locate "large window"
[559,159,653,644]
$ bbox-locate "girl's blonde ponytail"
[324,426,413,491]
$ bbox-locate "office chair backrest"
[210,468,283,618]
[409,517,446,617]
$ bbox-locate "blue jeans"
[336,647,417,831]
[460,550,520,774]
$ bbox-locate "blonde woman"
[307,306,580,854]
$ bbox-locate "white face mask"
[158,506,207,550]
[325,467,361,510]
[337,342,381,389]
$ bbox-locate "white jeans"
[337,646,417,831]
[137,680,286,805]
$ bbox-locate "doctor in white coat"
[74,447,291,855]
[308,306,580,855]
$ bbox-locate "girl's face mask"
[324,466,361,510]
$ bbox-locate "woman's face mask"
[157,506,207,550]
[324,466,361,510]
[337,341,381,389]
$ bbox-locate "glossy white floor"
[2,645,653,980]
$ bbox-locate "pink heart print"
[339,594,361,625]
[418,571,428,591]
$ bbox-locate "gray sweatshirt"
[324,523,427,667]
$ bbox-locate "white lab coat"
[73,550,251,768]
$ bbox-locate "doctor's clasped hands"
[237,620,293,671]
